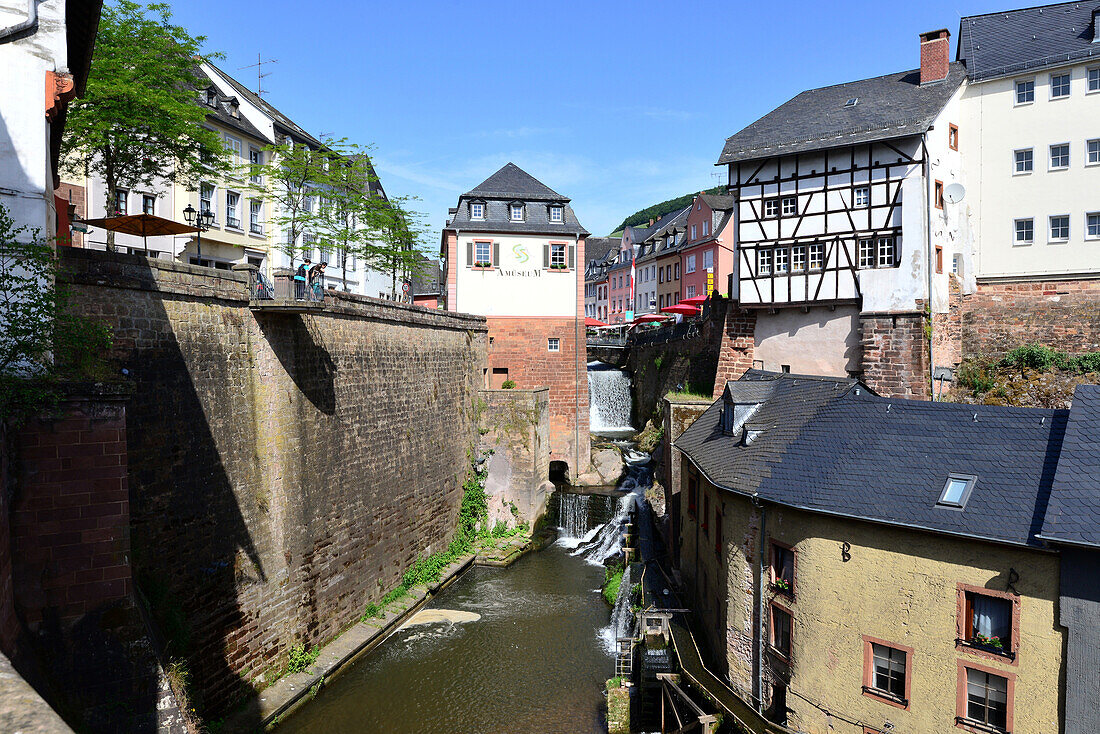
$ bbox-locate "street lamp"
[183,203,215,265]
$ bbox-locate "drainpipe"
[922,133,935,398]
[0,0,38,44]
[752,495,766,713]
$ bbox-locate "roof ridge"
[959,0,1083,21]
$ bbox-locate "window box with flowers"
[473,261,493,269]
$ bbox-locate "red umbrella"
[661,304,700,316]
[632,314,669,324]
[585,317,607,327]
[681,295,708,306]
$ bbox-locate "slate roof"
[200,84,270,143]
[208,62,323,147]
[463,162,568,202]
[1038,385,1100,547]
[447,163,588,236]
[411,256,441,297]
[700,194,736,211]
[675,371,1070,548]
[958,2,1100,82]
[716,64,967,164]
[585,237,619,266]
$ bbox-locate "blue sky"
[166,0,1013,242]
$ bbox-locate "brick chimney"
[919,29,950,85]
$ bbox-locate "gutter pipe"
[0,0,38,44]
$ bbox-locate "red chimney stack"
[919,29,950,85]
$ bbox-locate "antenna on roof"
[238,54,278,97]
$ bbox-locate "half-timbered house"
[717,30,970,394]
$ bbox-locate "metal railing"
[588,334,628,347]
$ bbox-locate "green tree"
[374,199,430,299]
[60,1,229,248]
[0,205,112,421]
[250,138,325,267]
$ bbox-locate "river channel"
[275,537,618,734]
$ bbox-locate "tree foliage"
[614,186,725,234]
[60,1,229,244]
[0,205,113,421]
[250,138,321,265]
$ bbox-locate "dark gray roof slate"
[716,64,967,165]
[411,256,441,296]
[700,194,736,211]
[1039,385,1100,547]
[585,237,619,266]
[958,2,1100,82]
[676,371,1070,548]
[207,62,323,147]
[463,162,568,201]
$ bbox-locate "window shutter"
[466,241,473,267]
[568,245,575,270]
[493,243,500,267]
[543,245,550,268]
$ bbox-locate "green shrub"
[501,379,516,389]
[1000,344,1068,371]
[362,603,382,620]
[606,676,624,690]
[603,564,625,606]
[284,644,320,675]
[1068,352,1100,374]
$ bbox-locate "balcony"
[234,264,325,313]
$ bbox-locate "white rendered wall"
[0,0,66,241]
[753,305,862,376]
[961,63,1100,279]
[455,232,579,318]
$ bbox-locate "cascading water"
[556,492,591,541]
[603,565,635,652]
[587,362,634,436]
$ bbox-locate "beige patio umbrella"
[81,213,199,254]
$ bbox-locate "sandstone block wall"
[56,248,487,719]
[711,306,756,399]
[860,311,931,399]
[478,388,551,527]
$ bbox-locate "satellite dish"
[944,183,966,204]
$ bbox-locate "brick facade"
[56,248,488,718]
[711,307,757,398]
[486,316,588,475]
[860,311,931,399]
[54,182,86,247]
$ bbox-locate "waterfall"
[604,565,635,652]
[556,492,592,541]
[587,362,634,435]
[570,491,635,566]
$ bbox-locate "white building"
[0,1,98,243]
[957,3,1100,281]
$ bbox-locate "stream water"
[275,541,617,734]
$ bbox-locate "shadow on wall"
[256,314,337,415]
[60,255,268,730]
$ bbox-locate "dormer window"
[470,202,485,220]
[205,87,216,106]
[549,205,563,223]
[937,474,976,509]
[510,203,524,222]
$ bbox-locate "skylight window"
[845,98,859,107]
[937,474,976,509]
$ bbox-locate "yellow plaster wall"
[679,466,1065,734]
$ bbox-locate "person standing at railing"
[294,258,311,300]
[308,261,327,301]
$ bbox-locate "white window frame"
[854,186,870,207]
[1050,72,1071,99]
[142,194,155,216]
[1086,212,1100,241]
[1049,215,1070,243]
[474,241,491,264]
[510,203,524,222]
[113,189,128,216]
[791,245,806,272]
[703,220,710,236]
[757,249,772,275]
[200,183,215,222]
[952,253,962,276]
[225,191,241,229]
[781,197,797,216]
[224,135,242,162]
[547,337,560,352]
[470,202,485,220]
[1015,78,1035,105]
[703,249,714,269]
[808,243,824,270]
[686,254,696,273]
[877,237,895,268]
[1087,139,1100,166]
[1014,218,1034,247]
[550,243,566,267]
[549,205,563,223]
[763,199,779,218]
[249,200,263,235]
[686,284,696,298]
[1050,143,1070,170]
[774,247,789,273]
[249,148,263,184]
[858,238,875,268]
[1089,67,1100,93]
[1013,148,1033,175]
[691,224,697,240]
